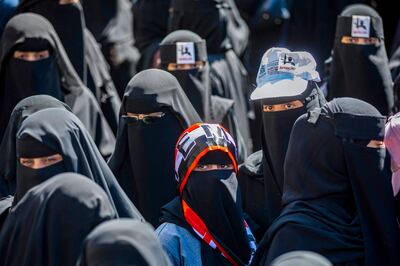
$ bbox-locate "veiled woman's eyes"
[285,103,293,109]
[20,159,34,167]
[196,164,208,169]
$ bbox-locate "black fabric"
[253,98,400,265]
[133,0,171,70]
[168,1,252,159]
[17,1,122,131]
[160,30,211,121]
[169,0,248,55]
[77,219,172,266]
[163,124,252,265]
[82,0,139,97]
[237,150,265,240]
[108,69,200,226]
[183,162,251,264]
[18,0,86,81]
[0,173,116,266]
[0,196,12,232]
[14,136,66,204]
[240,85,326,239]
[14,108,143,219]
[0,95,70,198]
[161,156,252,265]
[327,4,394,115]
[160,30,248,163]
[84,29,121,133]
[0,13,116,158]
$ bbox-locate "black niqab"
[182,152,252,265]
[253,98,400,265]
[108,69,200,226]
[0,13,116,158]
[0,173,116,266]
[18,0,86,81]
[0,95,70,198]
[328,4,394,115]
[77,219,172,266]
[260,83,326,226]
[160,30,211,120]
[14,108,143,219]
[17,1,122,131]
[168,0,252,158]
[161,124,254,266]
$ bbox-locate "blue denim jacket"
[156,222,203,266]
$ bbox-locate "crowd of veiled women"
[0,0,400,265]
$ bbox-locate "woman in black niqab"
[327,4,394,115]
[17,0,122,132]
[0,13,116,158]
[13,107,143,219]
[253,98,400,265]
[238,81,326,240]
[77,219,172,266]
[108,69,200,226]
[168,0,252,156]
[157,123,256,265]
[159,30,250,161]
[0,95,70,198]
[0,173,117,266]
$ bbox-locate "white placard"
[176,42,195,64]
[351,15,371,38]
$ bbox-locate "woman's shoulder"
[156,222,202,266]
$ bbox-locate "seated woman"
[156,123,256,266]
[0,95,70,198]
[253,98,400,265]
[0,173,116,266]
[78,219,172,266]
[13,108,142,219]
[108,69,201,227]
[0,13,115,157]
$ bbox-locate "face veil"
[328,4,394,115]
[108,69,201,226]
[253,98,400,265]
[18,0,87,81]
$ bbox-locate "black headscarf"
[17,0,122,130]
[168,0,252,159]
[18,0,86,80]
[0,173,116,266]
[260,83,326,226]
[160,30,211,120]
[161,124,255,266]
[160,30,252,161]
[14,108,143,219]
[0,13,116,158]
[77,219,172,266]
[0,95,70,198]
[253,98,400,265]
[328,4,394,115]
[108,69,200,226]
[169,0,248,55]
[133,0,171,71]
[81,0,139,98]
